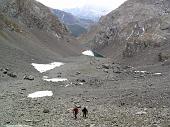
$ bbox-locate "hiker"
[73,106,79,119]
[82,107,88,118]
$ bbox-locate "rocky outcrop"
[92,0,170,64]
[0,0,68,37]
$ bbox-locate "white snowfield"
[31,62,64,73]
[82,50,94,56]
[43,78,68,82]
[28,91,53,98]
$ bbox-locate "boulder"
[102,64,110,69]
[0,67,3,71]
[75,71,81,75]
[43,109,50,113]
[23,75,34,80]
[57,75,61,77]
[86,100,90,102]
[158,52,170,62]
[160,22,170,30]
[113,67,121,73]
[162,59,170,66]
[7,72,17,78]
[3,70,8,74]
[1,68,9,74]
[76,79,86,83]
[103,69,109,73]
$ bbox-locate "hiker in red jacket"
[73,106,79,119]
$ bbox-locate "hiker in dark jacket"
[73,106,79,119]
[82,107,88,118]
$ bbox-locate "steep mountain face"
[52,9,95,37]
[51,9,79,25]
[0,0,81,72]
[92,0,170,65]
[0,0,68,37]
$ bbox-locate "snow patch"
[79,82,83,85]
[43,78,68,82]
[140,71,147,73]
[136,111,147,115]
[65,82,73,87]
[65,84,70,87]
[43,76,48,79]
[28,91,53,98]
[31,62,64,73]
[153,73,162,75]
[134,70,147,73]
[82,50,94,56]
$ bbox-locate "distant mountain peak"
[63,6,111,22]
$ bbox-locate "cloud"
[36,0,84,9]
[36,0,127,10]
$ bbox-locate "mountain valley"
[0,0,170,127]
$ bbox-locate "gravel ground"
[0,56,170,127]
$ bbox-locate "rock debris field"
[0,55,170,127]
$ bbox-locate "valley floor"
[0,56,170,127]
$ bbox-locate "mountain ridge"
[51,9,95,37]
[91,0,170,66]
[63,6,110,22]
[0,0,68,37]
[0,0,81,73]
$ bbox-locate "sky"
[36,0,127,11]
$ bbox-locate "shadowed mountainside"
[91,0,170,66]
[0,0,68,37]
[0,0,81,73]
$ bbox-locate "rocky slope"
[0,0,68,37]
[0,0,81,73]
[52,9,95,37]
[92,0,170,66]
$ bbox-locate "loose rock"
[76,71,81,75]
[113,67,121,73]
[7,72,17,78]
[23,75,34,80]
[76,79,86,82]
[86,100,90,102]
[136,111,147,115]
[43,109,50,113]
[102,64,110,69]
